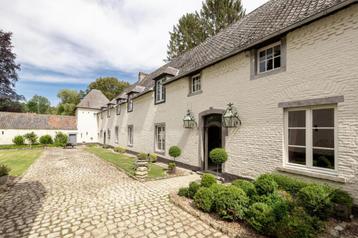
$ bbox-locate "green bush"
[114,146,126,153]
[12,135,25,145]
[275,208,320,238]
[271,173,309,195]
[149,153,158,163]
[168,162,176,173]
[0,164,10,177]
[209,183,226,212]
[39,135,53,145]
[194,187,215,212]
[331,189,353,208]
[297,184,333,219]
[209,148,228,165]
[255,174,278,196]
[54,132,68,147]
[24,132,38,146]
[246,202,275,235]
[188,181,200,199]
[201,173,217,188]
[215,185,249,220]
[169,146,181,161]
[232,179,256,197]
[137,153,148,160]
[178,187,189,197]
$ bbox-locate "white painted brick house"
[77,0,358,202]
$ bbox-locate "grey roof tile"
[77,89,109,109]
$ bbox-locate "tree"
[88,77,129,100]
[26,95,51,114]
[0,30,22,101]
[166,0,245,60]
[0,98,27,112]
[24,132,38,148]
[56,89,81,115]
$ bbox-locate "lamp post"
[183,110,196,128]
[222,103,241,128]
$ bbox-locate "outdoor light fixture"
[222,103,241,128]
[183,110,196,128]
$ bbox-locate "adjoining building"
[79,0,357,202]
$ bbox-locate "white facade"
[76,108,100,144]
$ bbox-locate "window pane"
[288,146,306,165]
[288,111,306,127]
[267,59,273,70]
[289,129,305,146]
[274,45,281,56]
[274,56,281,68]
[259,61,266,72]
[313,129,334,148]
[259,51,266,61]
[313,149,334,169]
[267,48,273,59]
[313,109,334,127]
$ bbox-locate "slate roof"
[77,89,109,109]
[0,112,77,130]
[101,0,355,107]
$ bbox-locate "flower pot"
[0,175,8,185]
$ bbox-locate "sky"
[0,0,268,105]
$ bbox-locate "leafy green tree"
[26,95,51,114]
[24,132,38,148]
[166,0,245,60]
[88,77,129,100]
[0,98,27,112]
[56,89,81,115]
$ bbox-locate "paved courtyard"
[0,148,226,238]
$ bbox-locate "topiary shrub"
[24,132,38,148]
[201,173,217,188]
[114,146,126,153]
[12,135,25,145]
[271,173,309,195]
[297,184,333,220]
[232,179,256,197]
[209,148,228,175]
[188,181,200,199]
[255,174,278,196]
[209,183,226,212]
[215,185,249,221]
[331,189,353,208]
[194,187,215,212]
[39,135,53,145]
[149,153,158,163]
[169,146,181,162]
[178,187,189,197]
[246,202,275,235]
[168,162,176,174]
[137,152,148,160]
[54,132,68,147]
[0,164,10,177]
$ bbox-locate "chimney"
[138,72,148,83]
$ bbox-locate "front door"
[204,114,223,172]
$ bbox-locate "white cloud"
[0,0,268,84]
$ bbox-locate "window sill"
[251,66,286,80]
[155,150,165,155]
[154,100,165,105]
[277,166,346,183]
[188,90,203,97]
[127,144,133,148]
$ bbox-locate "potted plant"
[168,146,181,174]
[209,148,228,176]
[0,164,10,185]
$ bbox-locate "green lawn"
[85,146,165,179]
[0,149,43,176]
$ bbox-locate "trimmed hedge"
[12,135,25,145]
[209,183,226,212]
[201,173,217,188]
[331,189,353,208]
[255,174,278,195]
[194,187,215,212]
[39,135,53,145]
[246,202,275,235]
[232,179,256,197]
[178,187,189,197]
[54,132,68,147]
[188,181,200,199]
[270,173,309,195]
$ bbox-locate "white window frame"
[155,124,166,153]
[191,74,201,93]
[116,103,121,115]
[284,105,337,174]
[107,129,111,140]
[115,126,119,144]
[155,78,165,103]
[107,107,111,118]
[127,95,133,112]
[257,42,281,74]
[127,125,133,146]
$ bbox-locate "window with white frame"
[286,106,336,170]
[100,111,103,119]
[107,129,111,139]
[107,106,111,118]
[127,95,133,112]
[128,125,133,146]
[191,74,201,93]
[258,42,281,74]
[155,124,166,153]
[115,126,119,144]
[116,103,121,115]
[155,78,166,103]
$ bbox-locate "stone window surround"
[188,73,202,97]
[154,77,166,105]
[154,123,166,155]
[127,94,134,112]
[250,37,287,80]
[127,125,133,147]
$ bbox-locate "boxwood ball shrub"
[169,146,181,162]
[188,181,200,199]
[331,189,353,208]
[209,183,226,212]
[201,173,217,187]
[194,187,215,212]
[270,173,309,195]
[12,135,25,145]
[255,174,278,196]
[232,179,256,197]
[0,164,10,177]
[137,153,148,160]
[209,148,228,166]
[168,162,176,173]
[297,184,333,219]
[178,187,189,197]
[215,185,249,221]
[246,202,275,235]
[39,135,53,145]
[149,153,158,163]
[54,132,68,147]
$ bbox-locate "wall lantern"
[183,110,196,128]
[222,103,241,128]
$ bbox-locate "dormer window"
[258,42,281,74]
[127,94,133,112]
[155,78,166,104]
[107,106,111,118]
[116,100,121,115]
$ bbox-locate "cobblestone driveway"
[0,148,226,238]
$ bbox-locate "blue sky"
[0,0,268,105]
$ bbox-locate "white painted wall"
[0,129,77,145]
[76,108,100,143]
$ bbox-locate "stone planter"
[135,159,148,181]
[0,175,8,185]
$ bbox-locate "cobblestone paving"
[0,148,226,238]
